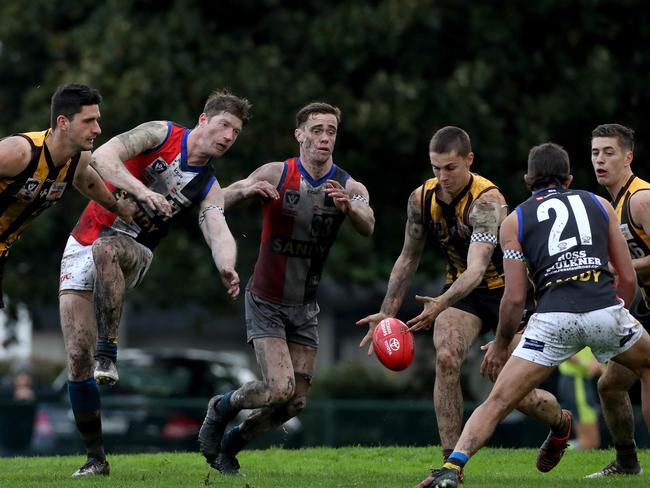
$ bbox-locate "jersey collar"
[297,158,337,187]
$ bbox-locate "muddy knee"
[92,238,119,272]
[285,395,307,417]
[67,349,95,380]
[267,395,307,425]
[435,347,463,377]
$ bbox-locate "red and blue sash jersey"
[250,157,349,305]
[71,121,216,250]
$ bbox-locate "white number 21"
[536,195,593,256]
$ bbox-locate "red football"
[372,317,415,371]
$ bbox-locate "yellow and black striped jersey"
[0,130,80,254]
[422,173,504,289]
[612,174,650,294]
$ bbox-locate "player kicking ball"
[417,142,650,488]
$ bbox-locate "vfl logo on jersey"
[15,178,41,201]
[152,159,169,174]
[284,190,301,209]
[45,182,67,201]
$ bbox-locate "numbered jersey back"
[249,157,348,305]
[516,187,618,313]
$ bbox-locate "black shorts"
[442,284,533,335]
[630,287,650,331]
[442,284,503,335]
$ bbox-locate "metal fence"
[2,398,649,456]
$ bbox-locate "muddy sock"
[442,448,453,462]
[94,339,117,363]
[68,378,105,460]
[221,425,247,455]
[215,390,237,419]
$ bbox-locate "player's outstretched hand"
[244,181,280,200]
[325,179,351,213]
[356,312,389,356]
[220,268,240,299]
[407,295,445,332]
[137,189,173,217]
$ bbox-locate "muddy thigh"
[92,235,149,339]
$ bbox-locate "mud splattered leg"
[92,235,148,340]
[59,290,106,461]
[60,290,96,381]
[433,308,482,450]
[598,361,638,445]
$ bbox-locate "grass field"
[0,446,648,487]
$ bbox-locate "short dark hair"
[429,126,472,157]
[591,123,635,152]
[295,102,341,128]
[50,83,102,129]
[203,89,252,125]
[526,142,571,191]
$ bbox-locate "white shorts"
[59,236,153,292]
[512,303,643,367]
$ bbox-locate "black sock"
[216,390,236,419]
[68,378,105,460]
[614,442,638,467]
[94,339,117,363]
[443,449,453,462]
[221,425,247,454]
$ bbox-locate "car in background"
[31,348,301,455]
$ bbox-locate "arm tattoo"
[407,194,426,240]
[198,204,224,226]
[116,122,167,159]
[469,201,505,237]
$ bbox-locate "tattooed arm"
[356,187,426,353]
[407,189,507,331]
[199,181,240,299]
[222,162,282,211]
[90,121,172,216]
[73,151,137,221]
[325,178,375,237]
[481,211,527,381]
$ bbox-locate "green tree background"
[1,0,648,320]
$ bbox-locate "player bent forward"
[417,142,650,488]
[59,90,249,477]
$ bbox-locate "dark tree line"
[1,0,648,317]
